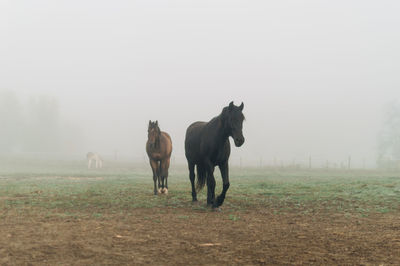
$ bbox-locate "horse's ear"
[229,101,234,110]
[239,102,244,111]
[155,120,158,126]
[149,120,152,126]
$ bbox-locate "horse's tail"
[196,164,207,192]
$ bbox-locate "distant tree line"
[0,90,83,154]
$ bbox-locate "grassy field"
[0,158,399,216]
[0,159,399,265]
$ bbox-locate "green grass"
[230,168,400,214]
[0,159,399,217]
[228,214,240,221]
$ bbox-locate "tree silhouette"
[378,101,400,168]
[0,90,23,152]
[24,95,60,152]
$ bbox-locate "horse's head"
[223,101,245,147]
[148,120,161,148]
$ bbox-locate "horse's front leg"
[156,163,162,194]
[150,159,159,195]
[216,161,230,207]
[205,159,216,207]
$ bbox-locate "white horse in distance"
[87,152,103,169]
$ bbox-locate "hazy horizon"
[2,1,400,168]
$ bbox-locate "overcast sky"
[2,0,400,167]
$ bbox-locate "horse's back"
[185,122,207,163]
[161,131,172,142]
[161,131,173,157]
[187,121,207,130]
[185,122,206,140]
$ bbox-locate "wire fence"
[2,151,397,170]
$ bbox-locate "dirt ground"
[0,205,399,265]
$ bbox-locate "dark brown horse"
[146,120,173,195]
[185,101,245,209]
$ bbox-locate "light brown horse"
[86,152,103,169]
[146,120,173,195]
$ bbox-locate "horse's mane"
[153,126,161,149]
[217,106,246,130]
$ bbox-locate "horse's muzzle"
[234,137,245,147]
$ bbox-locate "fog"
[2,1,400,167]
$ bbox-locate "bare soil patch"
[0,206,399,265]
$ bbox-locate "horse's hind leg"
[161,158,170,194]
[188,162,197,201]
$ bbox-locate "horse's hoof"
[212,207,222,212]
[191,200,200,205]
[158,188,162,194]
[162,188,168,194]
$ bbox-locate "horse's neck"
[208,116,230,143]
[150,135,161,151]
[156,135,161,149]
